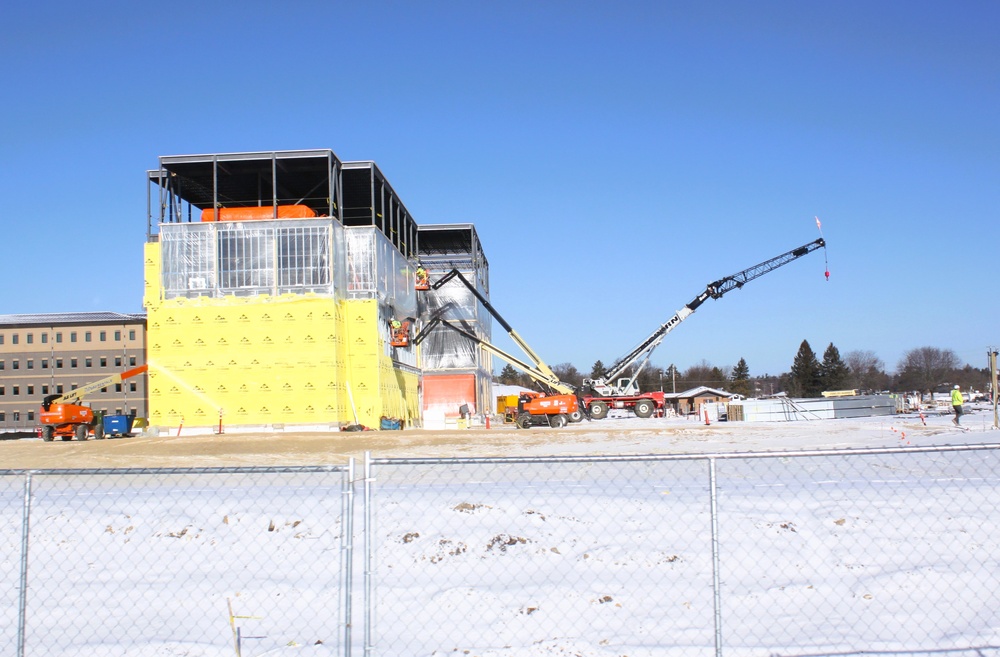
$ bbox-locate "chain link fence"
[2,466,352,657]
[365,445,1000,657]
[4,445,1000,656]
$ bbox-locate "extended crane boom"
[591,238,826,397]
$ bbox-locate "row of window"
[1,408,138,423]
[0,382,139,396]
[0,329,137,346]
[0,356,139,371]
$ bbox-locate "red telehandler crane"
[581,238,826,418]
[39,365,148,441]
[416,237,826,424]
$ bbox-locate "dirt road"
[4,413,971,470]
[0,421,709,469]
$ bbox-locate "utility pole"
[990,348,998,430]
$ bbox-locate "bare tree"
[552,362,583,388]
[896,347,960,393]
[682,360,726,390]
[844,350,887,391]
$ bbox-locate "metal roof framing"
[147,150,343,239]
[341,161,418,259]
[417,223,489,273]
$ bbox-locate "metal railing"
[4,444,1000,656]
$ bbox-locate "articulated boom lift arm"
[42,365,149,410]
[414,318,575,394]
[601,238,826,387]
[430,269,567,388]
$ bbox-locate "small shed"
[665,386,738,416]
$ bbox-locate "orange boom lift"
[39,365,148,441]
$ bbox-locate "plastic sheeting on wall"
[344,227,416,318]
[160,219,343,300]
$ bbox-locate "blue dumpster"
[102,415,134,437]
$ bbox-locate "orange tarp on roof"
[201,205,317,222]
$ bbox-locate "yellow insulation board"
[341,300,420,427]
[144,242,419,430]
[146,296,347,427]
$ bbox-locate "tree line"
[495,341,991,398]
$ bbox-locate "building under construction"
[143,149,491,431]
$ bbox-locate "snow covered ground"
[2,405,999,656]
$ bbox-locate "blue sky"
[2,1,996,377]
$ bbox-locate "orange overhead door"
[423,374,477,417]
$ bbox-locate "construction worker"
[415,265,429,288]
[951,384,964,426]
[390,319,402,330]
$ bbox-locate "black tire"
[634,399,655,418]
[548,414,568,429]
[41,426,54,442]
[516,413,533,430]
[589,401,609,420]
[94,422,105,440]
[567,409,583,423]
[75,424,89,441]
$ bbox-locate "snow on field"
[2,405,999,656]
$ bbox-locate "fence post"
[709,457,723,657]
[363,452,373,657]
[343,458,355,657]
[17,472,34,657]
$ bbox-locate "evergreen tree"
[729,358,753,397]
[590,360,608,380]
[819,343,850,392]
[789,340,822,397]
[710,367,727,390]
[498,364,521,385]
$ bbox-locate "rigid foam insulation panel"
[423,373,478,418]
[146,294,348,428]
[145,240,419,430]
[341,299,419,427]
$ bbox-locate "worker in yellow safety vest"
[950,385,964,426]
